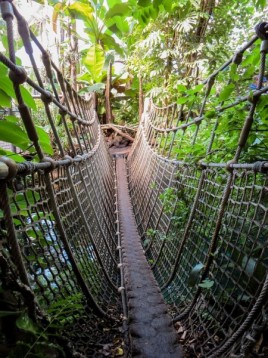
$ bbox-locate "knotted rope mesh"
[0,0,268,357]
[128,28,268,357]
[0,1,123,356]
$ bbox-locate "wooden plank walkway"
[116,155,182,358]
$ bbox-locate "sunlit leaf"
[0,89,11,107]
[0,148,25,163]
[177,97,188,104]
[21,86,36,110]
[83,45,105,82]
[79,83,105,94]
[67,1,94,21]
[218,84,235,101]
[36,126,53,155]
[0,121,30,150]
[177,84,187,93]
[105,3,130,19]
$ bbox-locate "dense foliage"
[0,0,267,156]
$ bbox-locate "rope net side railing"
[0,1,123,356]
[128,24,268,357]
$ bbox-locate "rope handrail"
[0,1,124,355]
[0,0,268,356]
[128,21,268,357]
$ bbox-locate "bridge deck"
[116,155,182,357]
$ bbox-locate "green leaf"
[198,279,214,289]
[26,229,37,239]
[218,83,235,102]
[0,76,15,98]
[0,62,8,77]
[205,110,216,119]
[5,115,19,123]
[177,97,188,105]
[0,89,11,107]
[162,0,173,12]
[107,0,122,7]
[0,74,36,109]
[105,3,130,19]
[101,33,124,55]
[106,16,129,36]
[16,313,38,334]
[191,84,204,94]
[67,1,94,21]
[79,83,105,94]
[0,148,25,163]
[177,84,187,93]
[230,63,239,81]
[188,263,204,287]
[138,0,151,6]
[0,121,30,150]
[36,126,53,155]
[21,86,36,110]
[83,45,105,82]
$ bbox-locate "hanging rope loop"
[255,22,268,40]
[0,156,18,180]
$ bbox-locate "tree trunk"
[68,19,78,91]
[105,60,113,123]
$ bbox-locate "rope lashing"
[0,1,267,356]
[255,21,268,40]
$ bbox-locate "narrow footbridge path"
[116,155,182,357]
[0,2,268,356]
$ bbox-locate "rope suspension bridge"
[0,1,267,357]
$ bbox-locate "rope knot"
[18,161,36,174]
[75,154,84,163]
[59,107,68,116]
[0,156,17,180]
[253,161,267,173]
[41,90,53,104]
[9,66,27,84]
[255,22,268,40]
[41,157,56,171]
[63,155,73,166]
[70,115,78,122]
[226,159,236,172]
[232,52,243,65]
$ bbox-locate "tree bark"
[105,60,113,123]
